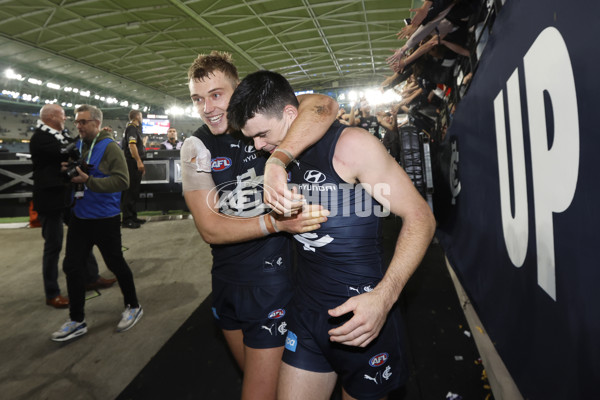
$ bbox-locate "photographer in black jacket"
[30,104,116,309]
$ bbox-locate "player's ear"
[283,104,298,121]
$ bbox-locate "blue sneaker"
[51,320,87,342]
[117,305,143,332]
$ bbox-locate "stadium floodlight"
[4,69,25,81]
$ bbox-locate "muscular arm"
[263,93,338,214]
[181,137,328,245]
[275,93,338,158]
[328,127,436,347]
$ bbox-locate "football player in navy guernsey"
[181,51,338,400]
[227,70,436,400]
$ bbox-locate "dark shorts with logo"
[282,300,408,400]
[211,276,293,349]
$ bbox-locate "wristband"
[267,148,294,168]
[273,148,294,164]
[265,157,287,169]
[269,214,280,233]
[264,213,278,234]
[259,215,269,236]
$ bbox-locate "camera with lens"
[61,141,91,179]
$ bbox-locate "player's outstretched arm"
[263,93,338,215]
[181,137,328,245]
[327,127,436,347]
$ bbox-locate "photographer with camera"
[51,104,143,342]
[30,104,116,309]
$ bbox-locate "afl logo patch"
[369,352,389,367]
[304,170,326,184]
[268,309,286,319]
[211,157,232,171]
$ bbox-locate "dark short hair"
[227,70,299,131]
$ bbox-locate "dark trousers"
[121,159,142,223]
[39,211,99,299]
[63,214,139,322]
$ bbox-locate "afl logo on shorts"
[268,309,286,319]
[369,352,389,367]
[211,157,232,171]
[304,170,326,184]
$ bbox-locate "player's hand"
[263,161,304,215]
[273,204,329,234]
[327,291,391,348]
[137,160,145,174]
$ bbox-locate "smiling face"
[189,70,236,135]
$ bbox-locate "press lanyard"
[79,134,98,164]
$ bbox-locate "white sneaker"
[51,320,87,342]
[117,305,143,332]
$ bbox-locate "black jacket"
[29,126,71,213]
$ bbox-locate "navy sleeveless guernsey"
[289,121,386,309]
[192,125,291,285]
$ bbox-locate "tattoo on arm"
[315,105,327,115]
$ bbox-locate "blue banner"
[435,1,600,398]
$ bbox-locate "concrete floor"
[0,217,213,400]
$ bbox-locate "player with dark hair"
[228,70,436,400]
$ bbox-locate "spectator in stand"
[349,98,382,139]
[388,0,456,69]
[336,107,351,126]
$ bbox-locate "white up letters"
[494,27,579,300]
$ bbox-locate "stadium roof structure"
[0,0,416,114]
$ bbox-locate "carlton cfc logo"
[211,157,232,171]
[304,170,326,184]
[369,352,389,367]
[268,309,286,319]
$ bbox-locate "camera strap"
[36,121,71,145]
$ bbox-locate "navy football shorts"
[282,301,408,400]
[211,276,293,349]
